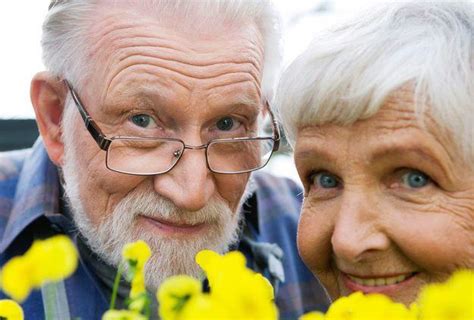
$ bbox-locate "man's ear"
[30,72,68,166]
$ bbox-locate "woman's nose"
[331,191,391,263]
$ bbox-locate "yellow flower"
[102,309,147,320]
[157,275,202,320]
[299,311,326,320]
[0,299,24,320]
[0,257,32,302]
[195,250,246,291]
[326,292,414,320]
[409,302,420,319]
[195,250,278,320]
[179,294,230,320]
[128,293,149,314]
[27,235,78,285]
[0,235,78,302]
[129,270,146,299]
[121,240,152,314]
[417,269,474,320]
[122,240,151,269]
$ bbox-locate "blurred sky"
[0,0,396,119]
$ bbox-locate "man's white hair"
[275,2,473,163]
[42,0,281,100]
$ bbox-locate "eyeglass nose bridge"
[171,142,210,161]
[167,141,219,175]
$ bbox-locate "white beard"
[60,105,248,291]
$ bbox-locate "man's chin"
[142,246,206,292]
[127,219,239,290]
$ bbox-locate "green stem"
[110,262,124,310]
[42,281,71,320]
[43,283,56,320]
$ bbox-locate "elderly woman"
[275,2,473,306]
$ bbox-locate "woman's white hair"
[42,0,282,100]
[275,2,473,163]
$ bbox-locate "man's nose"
[331,191,390,263]
[153,146,216,212]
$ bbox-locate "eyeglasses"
[65,81,280,176]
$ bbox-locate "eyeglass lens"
[106,137,275,175]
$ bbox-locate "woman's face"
[294,89,474,305]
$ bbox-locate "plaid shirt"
[0,139,329,319]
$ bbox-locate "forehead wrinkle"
[370,104,419,131]
[86,14,263,81]
[84,13,264,107]
[108,31,263,78]
[86,15,137,60]
[110,33,263,69]
[368,94,464,171]
[104,61,261,105]
[111,54,261,83]
[103,43,262,102]
[204,77,261,98]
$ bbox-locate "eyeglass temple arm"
[265,101,280,152]
[64,80,111,151]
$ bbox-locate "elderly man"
[0,0,328,318]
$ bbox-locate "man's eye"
[311,172,341,189]
[216,117,238,131]
[130,114,156,128]
[401,170,431,188]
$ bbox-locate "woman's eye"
[216,117,239,131]
[401,170,431,188]
[130,114,156,128]
[311,172,341,189]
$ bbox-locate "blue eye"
[402,170,430,188]
[216,117,235,131]
[313,172,340,188]
[131,114,154,128]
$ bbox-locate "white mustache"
[114,186,230,226]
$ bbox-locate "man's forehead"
[50,1,265,71]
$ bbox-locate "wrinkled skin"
[32,7,265,239]
[294,89,474,305]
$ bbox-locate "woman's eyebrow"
[294,146,339,164]
[370,144,452,177]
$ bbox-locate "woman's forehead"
[295,91,463,167]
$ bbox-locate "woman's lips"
[341,271,418,294]
[138,215,207,236]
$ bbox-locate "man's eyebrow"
[101,93,262,122]
[102,92,160,111]
[208,90,262,110]
[224,101,262,114]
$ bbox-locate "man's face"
[294,89,474,305]
[61,9,265,289]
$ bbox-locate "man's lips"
[341,271,419,294]
[138,215,207,235]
